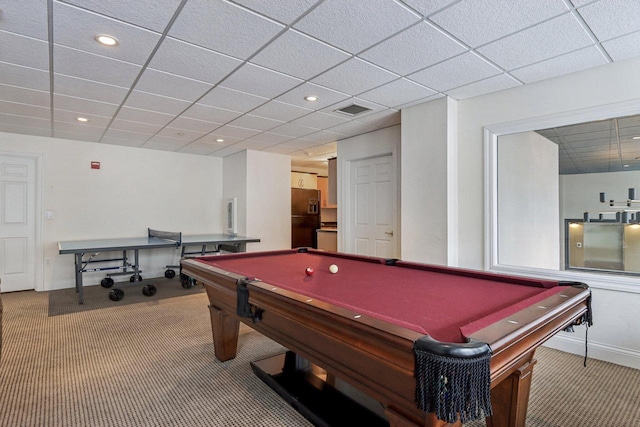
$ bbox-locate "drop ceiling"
[1,0,639,171]
[537,114,640,175]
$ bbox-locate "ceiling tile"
[396,94,444,109]
[290,112,349,130]
[209,125,261,139]
[294,0,421,54]
[124,90,191,115]
[400,0,460,17]
[104,127,155,141]
[143,135,191,149]
[262,144,300,154]
[0,63,50,92]
[358,78,436,108]
[618,115,640,129]
[169,0,285,60]
[199,86,269,113]
[53,109,112,127]
[275,82,350,110]
[430,0,569,47]
[0,100,50,120]
[0,113,50,130]
[181,103,242,123]
[602,31,640,61]
[199,134,242,145]
[269,122,318,138]
[510,46,608,84]
[282,138,328,149]
[53,45,142,87]
[476,13,594,70]
[231,0,319,24]
[221,63,304,99]
[170,116,222,134]
[0,0,49,40]
[251,29,351,80]
[1,85,50,107]
[243,132,293,145]
[54,121,105,138]
[54,74,127,105]
[0,123,51,137]
[53,2,161,65]
[208,145,246,157]
[109,118,163,135]
[156,127,206,141]
[0,31,50,70]
[149,37,243,84]
[228,114,283,132]
[54,94,119,117]
[445,73,521,100]
[325,120,379,136]
[577,0,640,41]
[101,135,145,147]
[115,106,175,126]
[251,100,312,122]
[235,139,279,150]
[61,0,183,32]
[135,68,212,102]
[311,57,398,95]
[295,130,344,144]
[178,143,220,155]
[359,21,466,76]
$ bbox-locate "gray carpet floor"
[1,286,639,426]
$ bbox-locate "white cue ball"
[329,264,338,274]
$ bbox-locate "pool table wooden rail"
[181,258,591,427]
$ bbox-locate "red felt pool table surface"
[192,249,565,343]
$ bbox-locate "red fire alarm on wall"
[91,161,100,169]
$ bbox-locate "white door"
[0,155,36,292]
[350,154,397,258]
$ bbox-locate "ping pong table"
[58,229,260,304]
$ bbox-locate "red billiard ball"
[305,266,314,276]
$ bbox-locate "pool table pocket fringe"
[414,344,492,424]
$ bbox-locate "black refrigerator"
[291,188,321,249]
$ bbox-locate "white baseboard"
[544,334,640,370]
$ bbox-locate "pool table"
[181,248,592,427]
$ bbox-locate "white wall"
[246,150,290,251]
[0,132,224,290]
[223,150,290,251]
[449,57,640,369]
[456,56,640,270]
[498,131,559,269]
[401,97,458,265]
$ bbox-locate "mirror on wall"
[496,113,640,276]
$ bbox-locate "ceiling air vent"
[335,104,371,116]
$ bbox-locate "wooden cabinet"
[328,157,337,205]
[291,172,317,189]
[317,177,335,208]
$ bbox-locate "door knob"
[385,230,394,236]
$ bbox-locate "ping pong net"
[148,228,182,246]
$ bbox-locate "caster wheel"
[142,284,157,297]
[164,269,176,279]
[181,277,195,288]
[101,277,114,288]
[109,288,124,301]
[130,274,142,282]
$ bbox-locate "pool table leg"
[208,304,240,362]
[487,358,537,427]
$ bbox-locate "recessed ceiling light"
[216,138,224,143]
[624,164,630,167]
[76,117,89,122]
[95,34,119,46]
[632,136,640,140]
[304,95,318,102]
